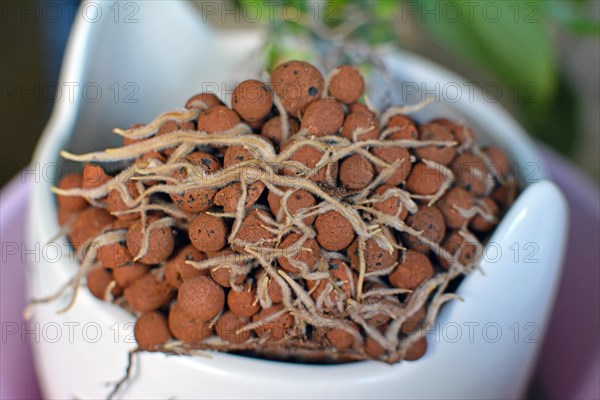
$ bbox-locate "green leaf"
[322,0,348,26]
[543,0,600,35]
[373,0,399,20]
[525,75,579,155]
[283,0,309,14]
[355,22,397,45]
[417,0,558,109]
[326,0,350,10]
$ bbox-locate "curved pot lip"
[28,1,548,381]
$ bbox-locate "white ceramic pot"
[27,1,568,399]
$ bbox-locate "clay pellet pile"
[51,60,517,364]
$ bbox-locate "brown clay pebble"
[492,181,517,209]
[363,290,397,327]
[185,92,222,109]
[169,152,221,213]
[261,116,299,145]
[252,305,295,340]
[156,120,195,156]
[112,263,149,288]
[348,230,398,273]
[232,80,273,122]
[224,143,254,168]
[178,276,225,321]
[126,216,175,264]
[168,303,212,343]
[372,185,408,220]
[341,112,379,141]
[106,181,140,220]
[206,247,248,287]
[439,187,474,229]
[433,118,474,147]
[404,337,427,361]
[483,146,510,178]
[214,182,265,213]
[245,117,266,131]
[189,213,228,253]
[164,244,207,289]
[267,188,317,225]
[124,273,172,312]
[300,99,344,137]
[215,311,251,344]
[440,231,479,269]
[363,297,394,326]
[267,278,284,305]
[208,249,249,288]
[56,173,87,211]
[185,150,221,170]
[271,60,324,116]
[386,115,419,140]
[197,105,240,133]
[110,219,136,231]
[232,210,277,253]
[277,233,320,274]
[314,211,356,251]
[225,134,271,166]
[69,207,114,248]
[401,307,426,335]
[183,120,199,131]
[157,119,178,137]
[228,282,260,318]
[470,197,499,232]
[364,336,385,359]
[97,241,132,269]
[452,152,487,196]
[326,325,357,351]
[82,164,111,190]
[403,206,446,252]
[405,162,446,196]
[282,140,338,184]
[389,250,434,290]
[348,102,371,114]
[414,122,457,166]
[57,205,78,227]
[328,65,364,104]
[307,259,356,311]
[371,145,412,186]
[134,311,172,350]
[86,266,121,300]
[257,270,284,304]
[339,154,374,190]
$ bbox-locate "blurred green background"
[1,0,599,187]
